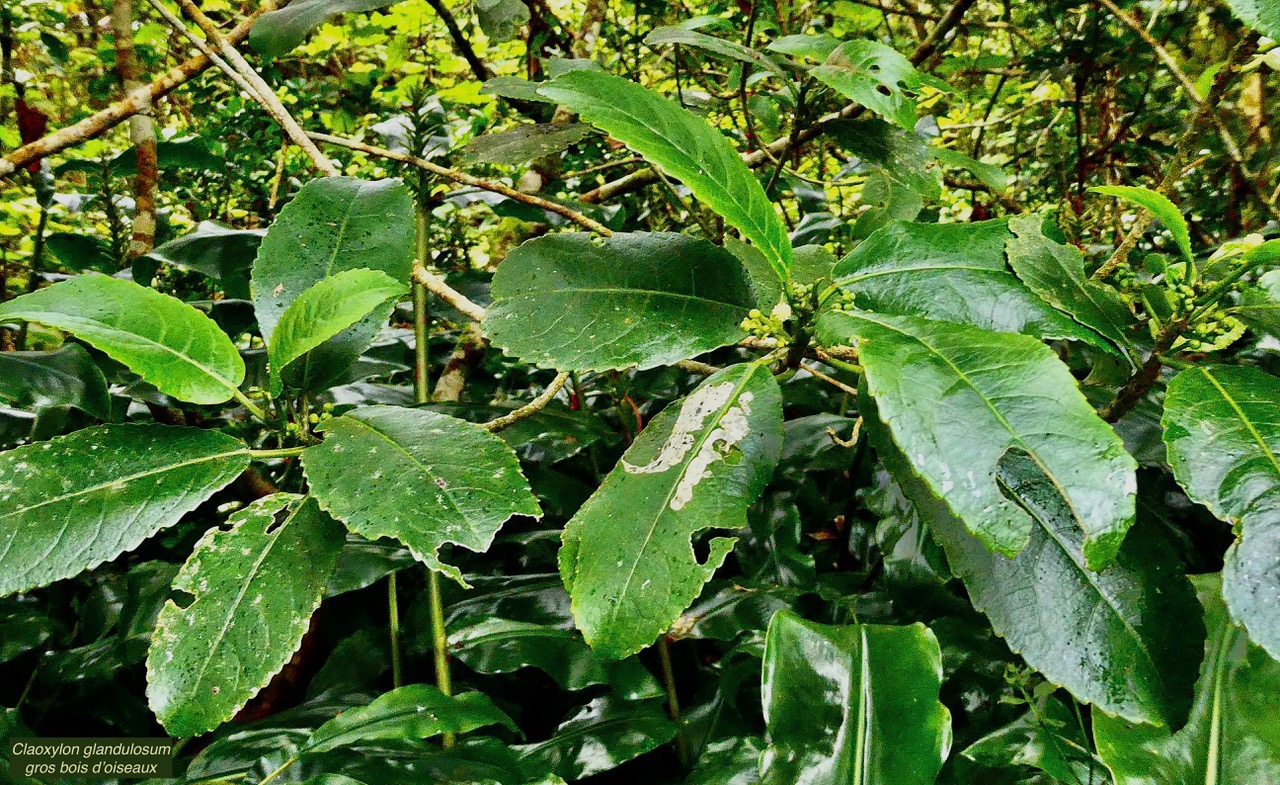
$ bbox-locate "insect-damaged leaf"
[0,274,245,405]
[560,362,783,659]
[761,611,950,785]
[808,40,942,129]
[1162,365,1280,660]
[147,494,344,737]
[485,232,756,372]
[251,177,414,393]
[818,310,1136,568]
[0,424,249,597]
[302,406,540,585]
[537,71,793,281]
[869,412,1202,729]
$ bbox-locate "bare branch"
[483,371,572,431]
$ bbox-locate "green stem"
[247,445,306,460]
[657,636,689,769]
[428,569,454,748]
[231,388,270,422]
[388,572,402,689]
[255,754,298,785]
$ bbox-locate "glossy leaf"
[304,684,516,753]
[559,362,783,658]
[0,344,110,419]
[250,0,398,57]
[870,413,1202,728]
[809,41,938,128]
[266,268,406,394]
[0,424,249,596]
[485,232,756,371]
[961,696,1103,783]
[1094,574,1280,784]
[760,610,950,785]
[537,71,793,280]
[251,177,414,392]
[0,274,245,405]
[145,222,264,300]
[829,220,1113,349]
[1161,365,1280,659]
[818,310,1137,567]
[1090,186,1192,263]
[1006,213,1134,355]
[302,405,540,585]
[147,494,345,737]
[517,697,675,781]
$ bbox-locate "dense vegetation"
[3,0,1280,782]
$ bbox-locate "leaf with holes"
[560,362,783,659]
[818,310,1137,567]
[485,232,756,371]
[0,274,244,405]
[0,424,249,597]
[1162,365,1280,660]
[537,71,792,281]
[147,494,344,737]
[761,610,950,785]
[809,41,941,129]
[302,406,540,585]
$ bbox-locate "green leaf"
[1094,573,1280,784]
[485,232,756,372]
[466,123,590,165]
[1006,213,1134,355]
[644,27,792,90]
[475,0,530,42]
[45,232,116,272]
[1223,0,1280,38]
[517,697,675,781]
[249,0,399,58]
[145,222,264,300]
[817,310,1137,567]
[559,362,783,659]
[267,269,406,395]
[760,610,950,785]
[537,71,793,280]
[809,41,939,129]
[931,147,1008,193]
[146,494,345,737]
[0,344,110,419]
[827,118,939,200]
[870,413,1202,728]
[1090,186,1193,263]
[449,618,661,696]
[961,696,1104,783]
[0,424,249,596]
[305,684,517,753]
[1161,365,1280,660]
[0,274,245,405]
[302,406,541,585]
[828,220,1114,349]
[251,177,415,393]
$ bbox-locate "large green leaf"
[869,413,1202,728]
[760,611,950,785]
[0,424,249,596]
[644,27,791,89]
[145,222,264,300]
[0,344,110,419]
[0,275,245,405]
[250,0,399,57]
[1161,365,1280,659]
[1090,186,1192,263]
[537,71,793,280]
[305,684,517,753]
[302,405,540,585]
[251,177,415,392]
[961,696,1103,783]
[1006,214,1134,355]
[1094,574,1280,784]
[809,41,939,129]
[559,362,783,659]
[517,697,675,781]
[147,494,345,737]
[817,310,1137,567]
[267,269,406,394]
[828,220,1113,349]
[1224,0,1280,37]
[485,232,756,372]
[449,618,661,696]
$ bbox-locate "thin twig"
[484,371,571,431]
[423,0,490,82]
[309,131,613,235]
[801,362,859,397]
[171,0,338,176]
[413,264,487,322]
